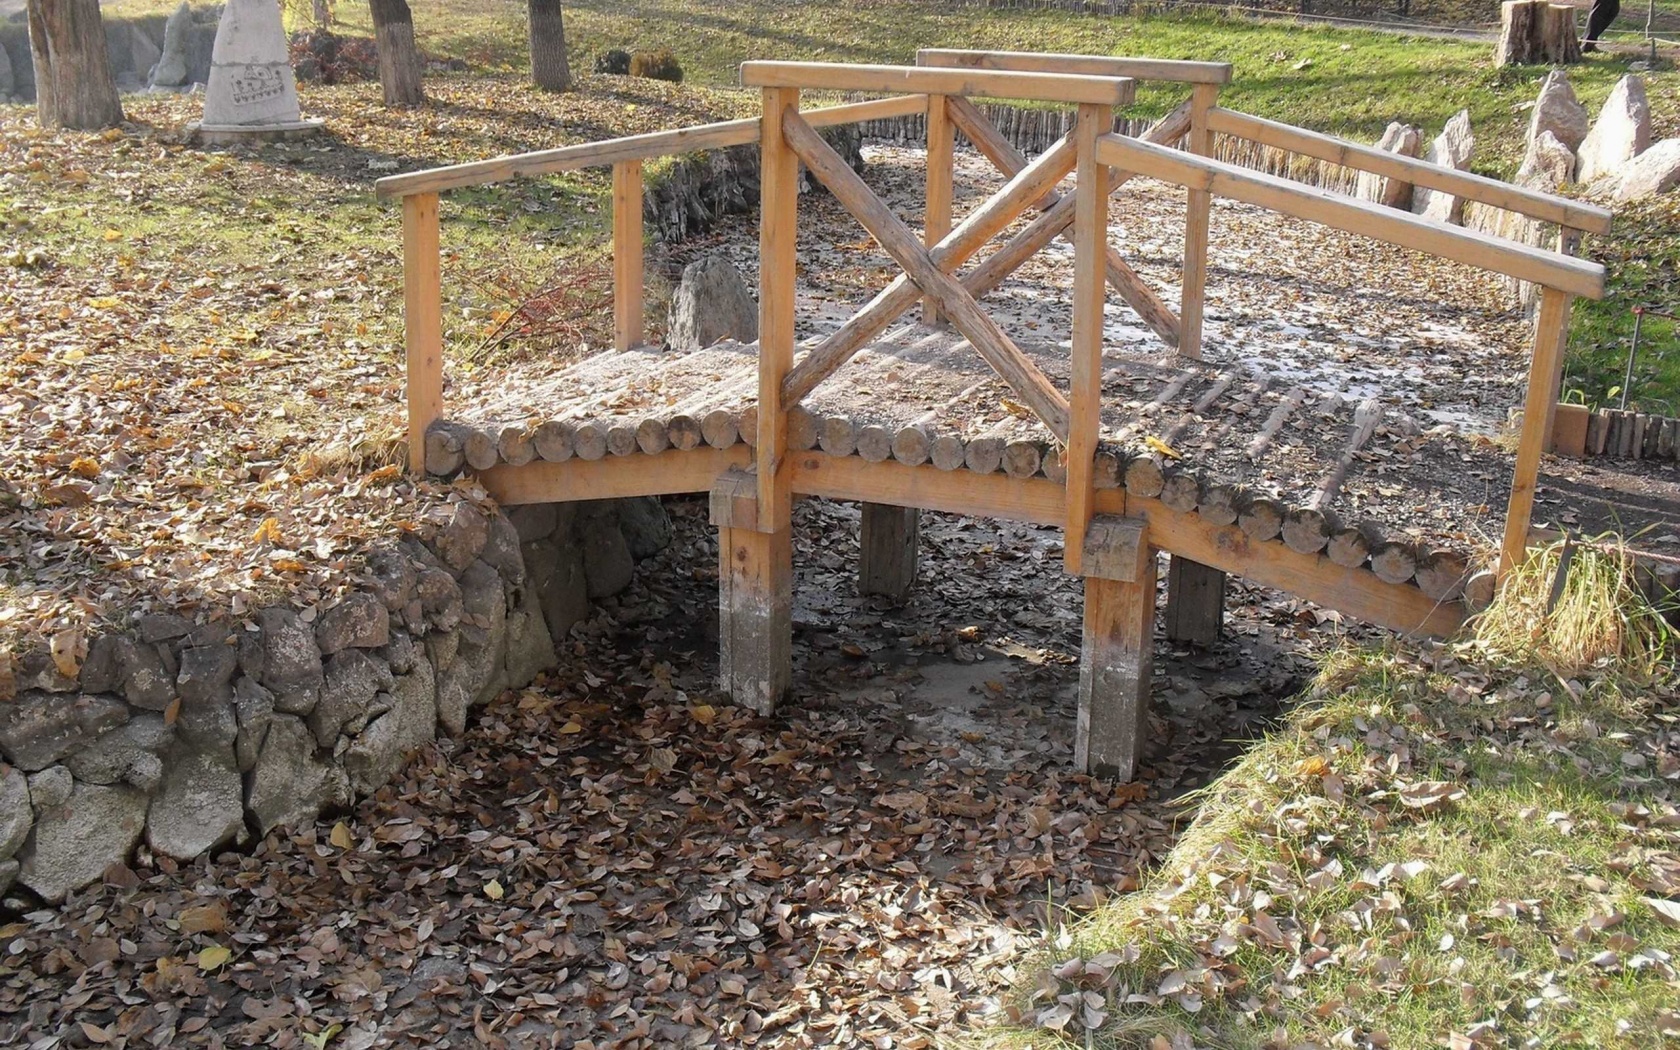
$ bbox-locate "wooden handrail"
[740,61,1134,106]
[1095,133,1606,299]
[375,94,926,199]
[1206,107,1613,236]
[916,48,1233,85]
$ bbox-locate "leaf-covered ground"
[0,75,753,656]
[0,497,1364,1049]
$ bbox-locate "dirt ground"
[0,496,1372,1049]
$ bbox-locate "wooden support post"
[1501,285,1573,576]
[924,94,954,326]
[403,192,443,474]
[858,503,920,603]
[1180,83,1218,362]
[1075,516,1156,781]
[612,160,645,352]
[712,87,802,715]
[1164,555,1225,646]
[1065,102,1109,573]
[712,470,791,714]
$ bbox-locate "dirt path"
[0,497,1367,1049]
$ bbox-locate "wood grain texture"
[1095,133,1606,299]
[1077,565,1157,781]
[858,503,920,603]
[1179,83,1219,361]
[916,48,1232,84]
[1205,106,1611,235]
[1065,100,1108,574]
[1502,286,1574,574]
[612,161,644,352]
[402,193,443,474]
[782,109,1071,439]
[740,60,1135,106]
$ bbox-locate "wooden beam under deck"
[472,448,1466,638]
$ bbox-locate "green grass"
[988,544,1678,1049]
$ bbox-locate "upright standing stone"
[1578,75,1651,184]
[1526,69,1589,154]
[0,38,15,98]
[1412,110,1475,225]
[667,256,759,352]
[149,2,193,88]
[1355,122,1422,209]
[190,0,324,143]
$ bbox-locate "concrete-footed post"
[711,470,791,714]
[1164,555,1225,647]
[1075,516,1157,781]
[858,503,919,604]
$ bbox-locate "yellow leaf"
[689,704,716,725]
[63,348,86,364]
[559,721,583,734]
[101,229,123,242]
[272,558,308,574]
[69,457,100,478]
[50,629,81,679]
[484,879,505,901]
[252,517,284,545]
[366,464,402,482]
[329,822,353,849]
[87,296,121,310]
[1295,755,1330,777]
[100,128,125,142]
[1144,435,1182,459]
[204,156,230,174]
[195,945,232,972]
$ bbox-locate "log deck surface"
[430,323,1493,637]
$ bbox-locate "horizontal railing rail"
[915,47,1234,84]
[738,61,1136,106]
[1095,132,1607,299]
[1205,107,1613,236]
[375,94,925,199]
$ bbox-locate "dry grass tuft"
[1469,537,1676,680]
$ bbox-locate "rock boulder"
[146,750,245,860]
[1413,110,1475,225]
[1527,69,1589,154]
[1355,122,1421,209]
[1578,75,1650,184]
[19,782,148,903]
[667,256,759,352]
[1616,138,1680,202]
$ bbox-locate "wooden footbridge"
[376,51,1609,779]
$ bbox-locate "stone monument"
[187,0,323,144]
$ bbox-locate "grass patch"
[993,546,1678,1048]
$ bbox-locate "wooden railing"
[1093,121,1609,576]
[379,49,1612,593]
[374,93,928,471]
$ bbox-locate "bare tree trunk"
[369,0,424,107]
[313,0,332,28]
[25,0,124,130]
[529,0,570,92]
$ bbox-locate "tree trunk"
[369,0,424,107]
[312,0,332,28]
[25,0,124,130]
[529,0,570,92]
[1498,0,1583,64]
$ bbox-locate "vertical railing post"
[402,192,443,475]
[716,86,799,716]
[1501,285,1573,576]
[1066,101,1109,573]
[924,93,955,326]
[612,160,645,352]
[1180,84,1219,362]
[1541,224,1584,451]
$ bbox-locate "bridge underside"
[425,323,1477,779]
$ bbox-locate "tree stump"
[1497,0,1583,65]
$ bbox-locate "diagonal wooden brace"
[781,108,1071,441]
[782,132,1078,406]
[947,95,1187,349]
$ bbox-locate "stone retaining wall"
[0,495,668,906]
